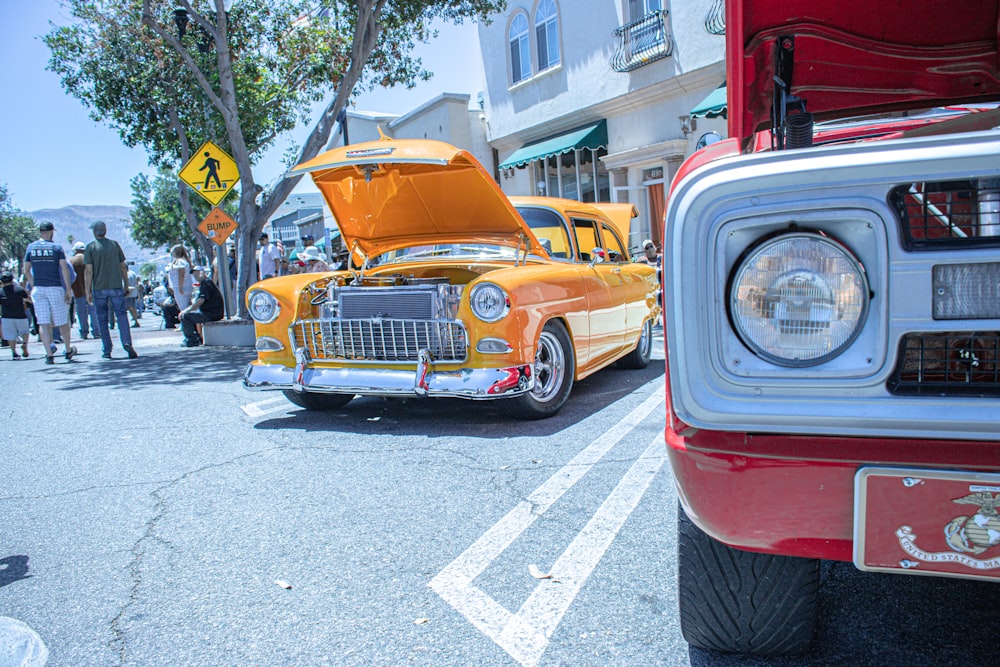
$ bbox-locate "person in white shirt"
[166,245,195,311]
[257,233,284,280]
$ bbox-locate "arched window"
[509,13,531,84]
[535,0,560,70]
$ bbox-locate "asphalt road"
[0,323,996,666]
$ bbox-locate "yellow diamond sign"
[179,141,239,206]
[197,207,238,246]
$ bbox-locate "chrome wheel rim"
[638,319,652,359]
[532,330,566,403]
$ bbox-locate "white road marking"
[241,396,289,418]
[429,385,665,666]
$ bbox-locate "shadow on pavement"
[48,345,257,391]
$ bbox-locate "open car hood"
[288,138,540,259]
[728,0,1000,144]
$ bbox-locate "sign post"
[197,207,238,317]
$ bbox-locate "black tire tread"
[677,507,819,655]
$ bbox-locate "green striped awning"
[690,84,727,119]
[499,120,608,169]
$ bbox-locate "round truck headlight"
[730,232,869,366]
[247,290,280,324]
[470,283,510,322]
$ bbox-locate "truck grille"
[892,181,1000,250]
[888,332,1000,396]
[292,319,468,363]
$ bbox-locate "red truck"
[664,0,1000,655]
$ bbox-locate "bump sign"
[198,207,238,246]
[179,141,239,205]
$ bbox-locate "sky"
[0,1,485,212]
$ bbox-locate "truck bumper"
[667,429,1000,562]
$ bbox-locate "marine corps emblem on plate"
[943,491,1000,555]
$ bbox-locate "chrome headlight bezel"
[728,231,870,367]
[248,290,280,324]
[469,282,510,323]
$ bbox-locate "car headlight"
[247,290,280,324]
[469,283,510,322]
[730,232,869,366]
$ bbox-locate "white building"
[479,0,726,250]
[316,0,727,253]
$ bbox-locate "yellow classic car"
[243,137,660,419]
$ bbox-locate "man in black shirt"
[179,266,224,347]
[0,272,31,358]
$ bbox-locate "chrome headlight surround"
[729,232,870,367]
[469,282,510,322]
[248,290,280,324]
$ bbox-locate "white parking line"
[241,396,289,418]
[429,385,665,666]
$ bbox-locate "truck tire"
[677,505,819,655]
[283,390,353,411]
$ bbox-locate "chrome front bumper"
[244,348,533,400]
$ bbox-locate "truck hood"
[728,0,1000,143]
[288,137,539,259]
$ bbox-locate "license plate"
[854,467,1000,581]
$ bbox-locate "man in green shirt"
[84,221,137,360]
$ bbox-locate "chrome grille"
[888,332,1000,396]
[292,319,468,362]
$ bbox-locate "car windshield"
[516,206,574,261]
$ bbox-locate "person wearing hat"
[300,234,316,247]
[179,265,224,347]
[84,220,137,359]
[640,239,662,285]
[298,245,331,273]
[0,271,31,359]
[23,221,77,364]
[69,241,99,340]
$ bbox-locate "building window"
[611,4,672,73]
[509,13,531,84]
[532,148,610,203]
[535,0,560,70]
[629,0,662,19]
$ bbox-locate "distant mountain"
[28,205,160,265]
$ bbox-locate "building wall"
[479,0,727,248]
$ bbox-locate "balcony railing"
[704,0,725,35]
[611,10,673,73]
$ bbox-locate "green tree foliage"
[0,184,38,276]
[46,0,505,316]
[129,168,201,250]
[138,261,160,280]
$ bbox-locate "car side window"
[572,218,601,262]
[517,206,574,260]
[601,223,628,262]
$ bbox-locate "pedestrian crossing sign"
[179,141,239,205]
